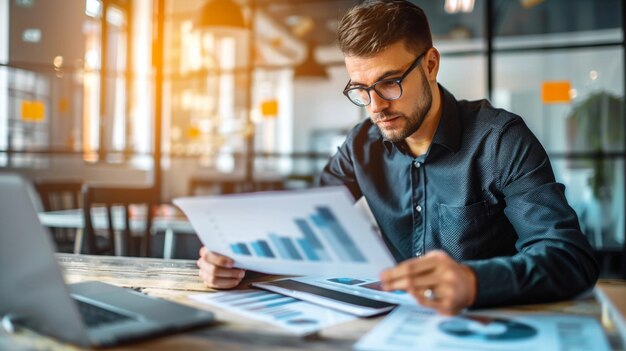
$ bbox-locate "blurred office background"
[0,0,624,276]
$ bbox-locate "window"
[492,0,624,252]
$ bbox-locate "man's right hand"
[196,246,246,289]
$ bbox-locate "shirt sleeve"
[318,137,363,200]
[465,116,599,308]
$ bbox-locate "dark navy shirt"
[319,86,599,308]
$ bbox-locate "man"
[197,0,599,315]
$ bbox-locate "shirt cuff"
[464,258,518,308]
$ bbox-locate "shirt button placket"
[412,158,425,261]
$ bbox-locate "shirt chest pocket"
[437,201,490,260]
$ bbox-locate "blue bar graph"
[297,238,320,261]
[275,311,302,320]
[316,206,366,262]
[265,299,298,309]
[311,214,352,262]
[269,234,303,260]
[230,243,251,256]
[231,294,285,308]
[280,236,303,261]
[227,206,367,264]
[251,240,275,258]
[202,288,355,335]
[212,291,267,303]
[295,219,330,261]
[212,290,302,322]
[269,233,289,259]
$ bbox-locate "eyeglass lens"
[347,80,402,106]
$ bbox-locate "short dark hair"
[337,0,433,57]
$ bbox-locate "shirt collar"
[431,85,461,153]
[382,84,461,155]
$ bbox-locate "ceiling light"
[195,0,245,29]
[294,42,327,80]
[444,0,475,14]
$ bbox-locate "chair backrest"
[252,179,284,192]
[82,185,157,257]
[189,176,289,195]
[34,180,82,212]
[188,177,245,195]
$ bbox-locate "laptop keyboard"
[74,299,133,328]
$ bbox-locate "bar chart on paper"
[190,289,356,335]
[174,187,396,276]
[229,206,366,263]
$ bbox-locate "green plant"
[566,91,624,199]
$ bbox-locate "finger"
[412,287,444,311]
[413,286,462,315]
[404,273,441,288]
[438,306,464,316]
[196,256,243,277]
[409,251,449,272]
[199,246,208,257]
[204,251,235,268]
[436,284,470,316]
[199,270,243,289]
[383,269,446,292]
[380,260,436,287]
[381,276,416,292]
[209,264,246,279]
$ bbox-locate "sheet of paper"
[354,306,612,351]
[190,289,356,336]
[292,276,420,306]
[174,187,396,276]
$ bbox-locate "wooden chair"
[252,179,285,191]
[188,177,244,195]
[34,180,82,211]
[82,185,157,257]
[189,175,287,195]
[33,180,83,252]
[284,174,316,189]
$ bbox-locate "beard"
[372,69,433,143]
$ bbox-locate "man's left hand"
[380,250,477,315]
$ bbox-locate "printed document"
[252,276,431,317]
[174,187,396,276]
[354,305,611,351]
[190,289,356,336]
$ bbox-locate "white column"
[0,0,9,164]
[130,0,152,168]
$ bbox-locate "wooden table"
[1,254,624,350]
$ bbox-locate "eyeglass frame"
[342,49,429,107]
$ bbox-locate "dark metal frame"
[485,0,626,277]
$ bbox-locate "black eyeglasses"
[343,50,428,107]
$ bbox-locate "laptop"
[0,174,215,348]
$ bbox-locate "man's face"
[344,41,433,142]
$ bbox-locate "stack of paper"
[191,289,356,336]
[354,306,611,351]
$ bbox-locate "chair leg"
[74,229,84,254]
[163,228,175,259]
[114,231,122,256]
[125,230,132,257]
[144,231,151,257]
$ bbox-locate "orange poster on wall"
[541,81,572,104]
[21,100,46,122]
